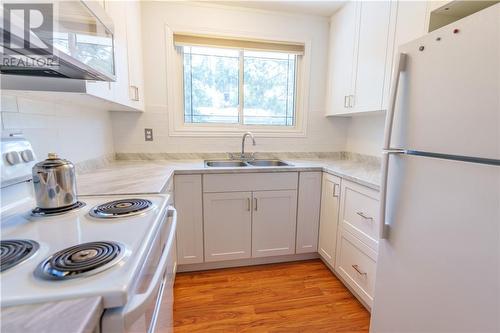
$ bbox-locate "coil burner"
[0,239,40,272]
[89,199,154,218]
[36,241,126,280]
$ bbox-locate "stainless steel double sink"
[204,159,292,168]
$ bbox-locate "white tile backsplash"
[1,94,114,164]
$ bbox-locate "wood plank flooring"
[172,259,370,332]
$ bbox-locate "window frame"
[166,25,311,137]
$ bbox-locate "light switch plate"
[145,128,153,141]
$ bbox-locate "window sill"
[168,124,307,138]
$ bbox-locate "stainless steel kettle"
[32,153,78,209]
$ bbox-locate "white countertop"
[77,158,381,196]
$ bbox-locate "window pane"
[243,52,296,126]
[183,46,239,124]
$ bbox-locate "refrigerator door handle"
[380,149,406,239]
[383,53,407,150]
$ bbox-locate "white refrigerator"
[371,4,499,333]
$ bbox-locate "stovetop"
[0,193,170,308]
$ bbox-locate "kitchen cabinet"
[174,175,204,265]
[336,229,377,308]
[124,0,145,111]
[334,178,380,309]
[87,1,145,112]
[382,1,429,108]
[202,173,299,261]
[326,0,428,116]
[252,190,297,258]
[318,173,341,267]
[325,1,357,116]
[351,1,392,113]
[337,179,380,251]
[203,192,252,262]
[296,172,322,254]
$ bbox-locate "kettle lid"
[34,153,73,169]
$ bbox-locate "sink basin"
[247,160,292,167]
[205,160,248,167]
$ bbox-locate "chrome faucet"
[241,132,256,159]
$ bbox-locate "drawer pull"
[352,264,367,276]
[247,198,251,211]
[356,211,373,221]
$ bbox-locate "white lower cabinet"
[174,175,204,265]
[335,178,380,309]
[318,173,342,267]
[336,230,377,308]
[296,172,322,254]
[252,190,298,258]
[203,192,252,262]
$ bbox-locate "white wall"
[111,2,348,153]
[344,113,386,157]
[1,95,114,163]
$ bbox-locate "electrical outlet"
[144,128,153,141]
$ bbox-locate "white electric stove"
[0,138,177,333]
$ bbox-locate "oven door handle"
[123,206,177,328]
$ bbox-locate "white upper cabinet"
[87,1,145,112]
[351,1,392,114]
[325,2,357,116]
[125,0,145,111]
[326,0,428,116]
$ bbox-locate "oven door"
[101,206,177,333]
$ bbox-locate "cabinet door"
[296,172,321,254]
[203,192,252,262]
[325,1,358,115]
[318,173,341,267]
[125,0,145,111]
[382,1,428,109]
[174,175,203,264]
[252,190,297,258]
[106,1,130,108]
[351,1,392,113]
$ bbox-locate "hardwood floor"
[172,259,370,332]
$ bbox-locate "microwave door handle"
[123,206,177,328]
[380,53,407,240]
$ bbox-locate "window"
[182,46,297,126]
[167,31,309,136]
[174,35,303,127]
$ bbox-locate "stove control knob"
[21,149,34,162]
[5,151,21,165]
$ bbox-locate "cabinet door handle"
[352,264,367,276]
[344,95,349,108]
[356,211,373,221]
[332,183,340,197]
[349,95,354,108]
[254,197,258,211]
[247,198,251,211]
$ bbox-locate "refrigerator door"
[371,154,500,332]
[389,4,499,160]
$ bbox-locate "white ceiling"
[206,1,347,17]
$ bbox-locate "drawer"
[336,230,377,308]
[203,172,298,193]
[340,179,379,249]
